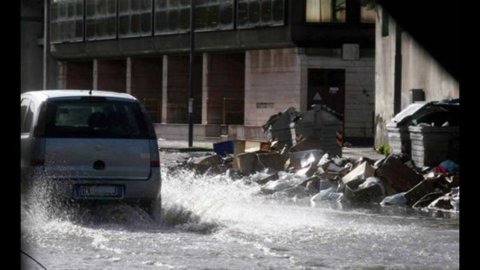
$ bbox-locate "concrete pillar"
[126,57,132,95]
[20,0,43,92]
[57,61,67,89]
[161,55,168,124]
[93,59,98,90]
[202,53,209,124]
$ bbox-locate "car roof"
[21,90,137,102]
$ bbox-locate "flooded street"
[21,153,459,270]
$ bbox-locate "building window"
[118,0,152,38]
[50,0,84,43]
[360,0,375,23]
[195,0,234,31]
[154,0,234,35]
[237,0,285,29]
[154,0,190,34]
[305,0,346,23]
[86,0,117,41]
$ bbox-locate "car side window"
[21,98,35,133]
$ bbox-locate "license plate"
[75,185,123,198]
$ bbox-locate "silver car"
[21,90,161,214]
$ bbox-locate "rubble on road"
[375,154,425,195]
[425,187,460,213]
[171,103,459,215]
[174,136,459,214]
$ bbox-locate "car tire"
[139,198,162,221]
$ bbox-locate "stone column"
[202,53,209,124]
[92,59,98,90]
[161,55,168,124]
[57,61,67,89]
[125,57,132,95]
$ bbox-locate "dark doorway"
[307,69,345,121]
[66,61,93,90]
[207,53,245,125]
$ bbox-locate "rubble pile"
[174,138,459,215]
[172,102,459,215]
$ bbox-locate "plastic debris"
[380,192,408,206]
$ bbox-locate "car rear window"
[44,98,151,139]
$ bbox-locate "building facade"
[21,0,43,92]
[21,0,58,92]
[46,0,376,141]
[374,5,460,147]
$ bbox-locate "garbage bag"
[380,192,407,206]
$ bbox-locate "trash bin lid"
[387,102,430,128]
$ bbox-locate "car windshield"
[44,98,150,139]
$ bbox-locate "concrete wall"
[21,0,58,91]
[94,59,126,92]
[301,53,375,139]
[374,6,459,147]
[203,53,245,125]
[245,48,302,127]
[51,47,376,142]
[21,0,44,92]
[401,33,459,106]
[374,6,397,147]
[244,47,374,140]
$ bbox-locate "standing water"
[21,153,459,269]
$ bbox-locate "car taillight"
[149,140,160,168]
[31,159,45,167]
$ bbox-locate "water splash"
[20,161,458,269]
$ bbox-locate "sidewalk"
[157,138,216,150]
[158,138,385,161]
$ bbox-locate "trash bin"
[268,122,296,147]
[295,105,343,157]
[387,126,411,155]
[213,140,236,156]
[409,125,460,167]
[386,102,429,156]
[387,99,459,163]
[263,107,301,147]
